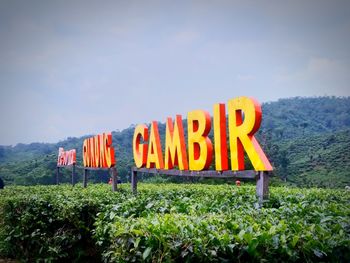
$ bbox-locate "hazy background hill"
[0,96,349,187]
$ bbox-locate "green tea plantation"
[0,183,349,262]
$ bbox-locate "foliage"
[275,130,350,187]
[1,184,349,262]
[0,184,128,262]
[95,184,350,262]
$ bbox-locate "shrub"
[1,184,349,262]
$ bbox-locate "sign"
[83,132,116,168]
[57,147,76,166]
[133,96,273,171]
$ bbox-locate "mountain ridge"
[0,96,349,187]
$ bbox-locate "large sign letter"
[133,124,149,168]
[104,133,116,168]
[164,115,188,170]
[187,110,213,170]
[146,122,164,169]
[228,97,273,171]
[213,103,228,170]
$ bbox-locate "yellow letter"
[104,133,116,168]
[89,138,95,167]
[228,96,273,171]
[146,121,164,169]
[83,139,89,167]
[94,135,100,167]
[213,103,228,170]
[133,124,149,168]
[57,147,64,166]
[164,115,188,170]
[187,110,213,170]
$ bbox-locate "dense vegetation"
[0,96,349,187]
[0,184,349,262]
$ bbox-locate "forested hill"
[260,97,349,140]
[0,96,349,187]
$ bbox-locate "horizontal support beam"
[79,167,112,171]
[57,165,112,171]
[57,164,75,168]
[131,167,257,179]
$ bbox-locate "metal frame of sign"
[131,167,270,203]
[56,165,118,191]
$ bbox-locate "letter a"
[146,121,164,169]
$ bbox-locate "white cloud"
[274,57,350,97]
[1,0,350,144]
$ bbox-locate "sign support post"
[256,171,269,205]
[56,167,60,185]
[83,169,88,188]
[130,168,270,204]
[131,168,138,194]
[71,164,76,186]
[111,167,118,192]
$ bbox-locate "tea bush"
[94,185,350,262]
[1,184,349,262]
[0,184,128,262]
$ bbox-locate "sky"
[0,0,350,145]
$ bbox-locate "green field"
[1,183,350,262]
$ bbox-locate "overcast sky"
[0,0,349,145]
